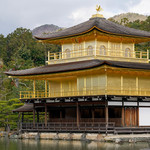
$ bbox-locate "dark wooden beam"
[33,104,35,127]
[35,101,106,106]
[37,111,39,123]
[122,107,125,127]
[105,101,108,135]
[92,108,95,123]
[137,101,139,127]
[21,112,24,123]
[60,110,62,119]
[76,102,80,127]
[45,104,47,127]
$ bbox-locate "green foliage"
[0,98,23,130]
[0,27,60,100]
[0,27,60,130]
[2,27,60,69]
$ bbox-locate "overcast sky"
[0,0,150,36]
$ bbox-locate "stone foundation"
[7,132,150,143]
[16,132,105,141]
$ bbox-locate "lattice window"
[100,45,106,55]
[87,45,93,56]
[125,48,131,57]
[65,49,71,58]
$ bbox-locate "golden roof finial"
[96,5,103,14]
[91,4,104,18]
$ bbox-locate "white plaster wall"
[97,41,108,49]
[62,43,73,52]
[85,40,95,49]
[122,43,133,51]
[139,108,150,126]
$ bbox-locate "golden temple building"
[5,7,150,134]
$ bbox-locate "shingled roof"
[13,103,33,112]
[34,17,150,40]
[5,60,150,77]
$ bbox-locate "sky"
[0,0,150,36]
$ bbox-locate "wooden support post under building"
[92,108,95,123]
[76,102,80,127]
[122,107,125,126]
[21,112,24,123]
[45,104,47,127]
[60,109,62,121]
[37,111,39,123]
[137,101,139,127]
[33,104,35,128]
[122,101,125,126]
[105,101,108,134]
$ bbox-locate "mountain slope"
[32,24,62,36]
[109,13,147,23]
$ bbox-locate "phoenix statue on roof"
[96,5,103,13]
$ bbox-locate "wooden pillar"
[83,41,86,56]
[33,104,35,127]
[108,41,110,56]
[21,112,24,123]
[137,101,139,127]
[94,38,97,56]
[147,49,149,60]
[60,109,62,120]
[105,101,108,134]
[76,102,80,127]
[48,51,50,62]
[92,108,95,123]
[33,80,36,98]
[62,44,64,58]
[121,76,123,94]
[105,106,108,123]
[45,104,47,127]
[136,77,138,95]
[122,107,125,127]
[45,80,47,98]
[48,81,51,97]
[37,111,39,123]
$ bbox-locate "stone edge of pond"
[1,132,150,143]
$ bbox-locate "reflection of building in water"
[5,5,150,134]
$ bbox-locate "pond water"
[0,138,150,150]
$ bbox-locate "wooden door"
[125,107,137,127]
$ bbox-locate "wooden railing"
[19,122,150,134]
[20,87,150,99]
[47,48,149,64]
[20,122,115,133]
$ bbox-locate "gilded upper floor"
[33,17,150,64]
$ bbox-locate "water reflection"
[0,138,150,150]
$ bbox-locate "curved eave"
[5,60,150,79]
[34,26,150,43]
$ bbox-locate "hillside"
[109,12,147,23]
[32,24,62,36]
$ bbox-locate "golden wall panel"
[107,74,121,88]
[139,77,150,89]
[123,76,136,89]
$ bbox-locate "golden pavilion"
[5,7,150,134]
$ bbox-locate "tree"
[121,18,129,26]
[0,98,23,131]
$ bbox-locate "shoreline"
[1,132,150,143]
